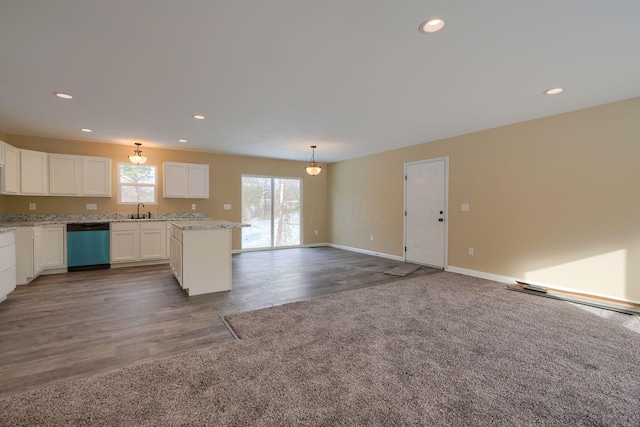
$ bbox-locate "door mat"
[384,264,420,277]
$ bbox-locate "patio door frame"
[241,174,303,251]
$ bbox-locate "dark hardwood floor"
[0,247,439,398]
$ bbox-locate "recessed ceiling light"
[53,92,73,99]
[193,114,205,120]
[178,139,187,143]
[419,18,445,33]
[80,128,93,133]
[544,88,564,95]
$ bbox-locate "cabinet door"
[110,228,140,263]
[20,149,49,195]
[49,154,82,195]
[32,227,44,276]
[140,223,167,260]
[0,140,5,167]
[169,235,183,286]
[188,164,209,198]
[42,225,66,269]
[1,144,19,194]
[163,162,189,198]
[83,156,111,197]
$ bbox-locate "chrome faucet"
[135,202,145,219]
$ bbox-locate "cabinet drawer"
[0,266,17,297]
[111,222,137,231]
[0,241,16,272]
[140,222,165,231]
[0,232,15,247]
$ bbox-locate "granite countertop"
[0,213,210,228]
[0,227,16,234]
[169,220,249,230]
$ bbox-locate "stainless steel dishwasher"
[66,223,110,272]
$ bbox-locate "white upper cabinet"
[163,162,209,199]
[82,156,111,197]
[163,162,189,198]
[20,149,48,195]
[49,153,82,195]
[187,164,209,198]
[48,154,111,197]
[1,144,20,194]
[0,140,5,167]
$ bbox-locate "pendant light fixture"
[305,145,322,176]
[128,143,148,165]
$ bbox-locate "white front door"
[405,158,447,268]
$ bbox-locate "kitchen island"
[168,220,247,296]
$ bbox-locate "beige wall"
[328,97,640,302]
[1,135,328,250]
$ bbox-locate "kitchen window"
[118,163,157,204]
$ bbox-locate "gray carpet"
[1,272,640,426]
[384,263,421,276]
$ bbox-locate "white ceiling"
[0,0,639,163]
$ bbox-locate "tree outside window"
[118,163,157,204]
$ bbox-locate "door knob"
[438,218,444,222]
[440,211,443,214]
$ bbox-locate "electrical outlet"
[461,203,469,212]
[315,230,318,236]
[192,204,196,210]
[86,203,97,210]
[370,235,374,241]
[29,203,36,211]
[224,204,231,210]
[468,248,474,256]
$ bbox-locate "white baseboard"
[445,266,516,284]
[446,265,640,306]
[233,243,331,254]
[517,278,640,306]
[303,243,330,248]
[328,243,405,262]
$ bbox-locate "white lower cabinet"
[110,223,139,263]
[0,232,17,302]
[111,222,167,264]
[169,231,183,287]
[15,225,56,285]
[168,223,232,296]
[42,224,66,269]
[140,223,167,260]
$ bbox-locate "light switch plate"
[192,204,196,210]
[86,203,97,210]
[29,203,36,211]
[461,203,469,212]
[224,204,231,210]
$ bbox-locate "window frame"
[117,162,158,204]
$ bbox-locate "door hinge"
[405,175,407,181]
[404,210,407,216]
[404,246,407,252]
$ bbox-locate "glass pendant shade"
[305,145,322,176]
[305,163,322,176]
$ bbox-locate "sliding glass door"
[241,176,301,249]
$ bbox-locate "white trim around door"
[403,157,449,268]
